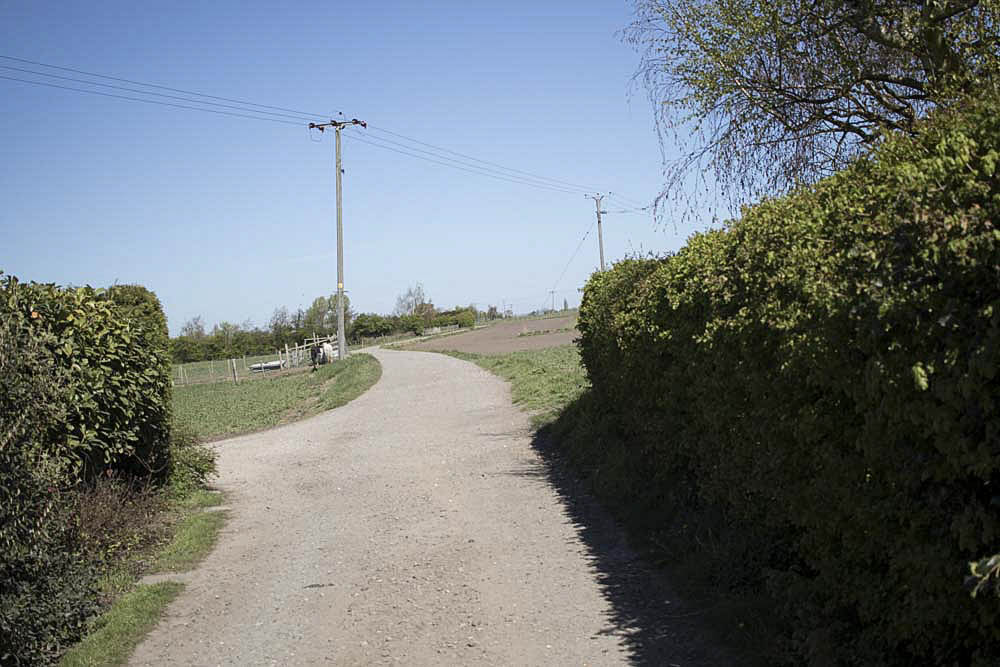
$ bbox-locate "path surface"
[131,349,729,666]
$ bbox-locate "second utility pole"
[310,117,366,362]
[586,194,606,271]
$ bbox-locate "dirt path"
[131,349,730,666]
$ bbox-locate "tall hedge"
[0,304,99,665]
[0,276,173,481]
[577,97,1000,664]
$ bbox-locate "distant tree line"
[169,283,486,363]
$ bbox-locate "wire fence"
[172,336,338,386]
[170,329,452,386]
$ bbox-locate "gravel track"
[130,348,729,666]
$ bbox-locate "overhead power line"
[1,66,588,195]
[551,219,597,293]
[0,54,337,119]
[343,131,582,195]
[607,192,647,208]
[1,54,651,203]
[0,64,322,123]
[364,124,603,194]
[0,74,304,126]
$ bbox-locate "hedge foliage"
[0,276,173,482]
[0,310,99,665]
[1,277,175,663]
[577,98,1000,664]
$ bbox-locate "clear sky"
[1,1,699,335]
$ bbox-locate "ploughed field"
[403,314,577,355]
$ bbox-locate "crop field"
[173,353,382,440]
[401,313,578,355]
[173,353,283,385]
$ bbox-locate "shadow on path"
[508,428,742,667]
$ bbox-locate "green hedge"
[1,277,174,663]
[0,276,173,482]
[0,308,99,665]
[577,97,1000,664]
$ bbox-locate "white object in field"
[322,342,336,363]
[250,360,285,372]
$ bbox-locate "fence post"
[230,358,238,384]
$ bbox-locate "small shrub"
[166,425,218,498]
[74,473,171,594]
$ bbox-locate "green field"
[173,353,382,440]
[173,352,282,385]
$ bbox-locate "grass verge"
[60,490,225,666]
[150,509,227,573]
[439,345,587,426]
[173,353,381,440]
[59,582,184,667]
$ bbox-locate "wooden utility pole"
[586,194,607,271]
[309,117,367,362]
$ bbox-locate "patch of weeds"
[59,582,184,667]
[174,489,224,511]
[75,474,172,604]
[167,424,218,499]
[150,511,228,574]
[515,326,573,337]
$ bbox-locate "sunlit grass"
[59,582,184,667]
[173,353,381,439]
[440,345,588,427]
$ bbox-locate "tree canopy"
[627,0,1000,215]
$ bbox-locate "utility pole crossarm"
[308,118,367,132]
[310,117,367,361]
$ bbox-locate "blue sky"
[1,1,699,335]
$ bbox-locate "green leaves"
[577,96,1000,663]
[0,276,173,484]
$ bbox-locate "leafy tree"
[626,0,1000,214]
[212,321,241,357]
[179,315,206,339]
[351,313,395,342]
[169,336,203,363]
[394,283,431,317]
[269,306,293,348]
[303,294,353,337]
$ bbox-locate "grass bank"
[60,582,185,667]
[441,345,587,426]
[173,353,382,440]
[59,488,225,667]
